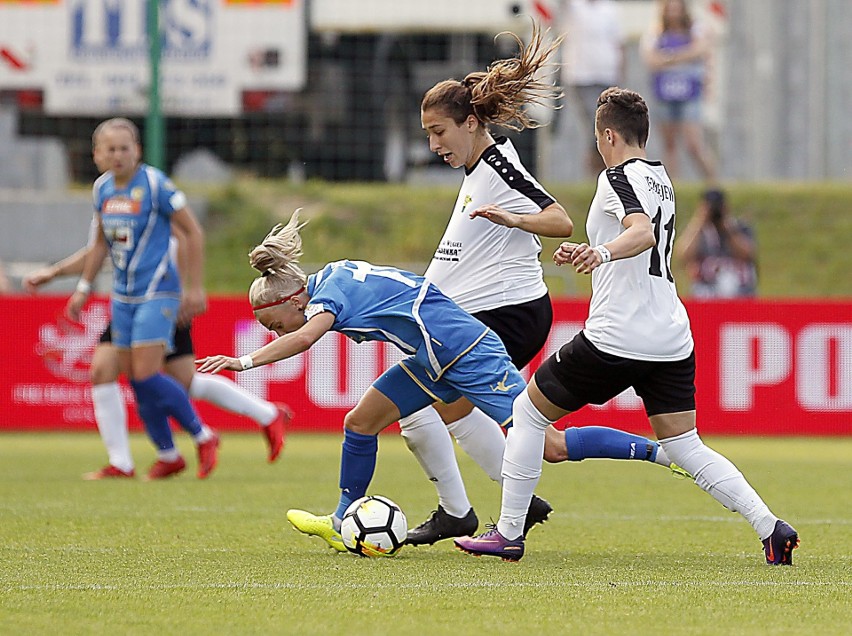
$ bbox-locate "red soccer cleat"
[82,464,135,481]
[197,432,220,479]
[145,456,187,481]
[264,404,292,463]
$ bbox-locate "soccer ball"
[340,495,407,557]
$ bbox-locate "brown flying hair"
[421,22,563,131]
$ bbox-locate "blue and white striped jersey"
[306,260,491,381]
[93,164,186,301]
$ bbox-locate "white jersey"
[582,158,693,361]
[425,137,553,313]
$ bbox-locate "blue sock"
[131,377,175,451]
[135,372,203,436]
[564,426,659,462]
[334,429,378,519]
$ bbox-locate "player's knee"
[90,360,117,385]
[343,410,371,435]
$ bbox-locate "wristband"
[593,245,612,263]
[239,354,254,370]
[76,279,92,295]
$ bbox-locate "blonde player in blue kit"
[67,118,219,480]
[197,211,680,553]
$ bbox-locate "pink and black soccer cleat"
[454,526,525,562]
[763,519,799,565]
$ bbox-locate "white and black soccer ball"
[340,495,407,558]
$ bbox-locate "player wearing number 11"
[455,87,799,565]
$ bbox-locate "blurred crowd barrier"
[3,295,851,435]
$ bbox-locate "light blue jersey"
[307,260,524,426]
[307,260,493,382]
[93,164,186,302]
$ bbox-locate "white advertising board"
[0,0,306,116]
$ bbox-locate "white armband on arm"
[239,354,254,370]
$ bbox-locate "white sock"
[660,428,778,540]
[192,425,216,445]
[157,448,181,462]
[654,444,672,467]
[400,407,472,518]
[497,391,554,540]
[189,373,278,426]
[91,382,133,473]
[445,408,506,483]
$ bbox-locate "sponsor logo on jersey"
[103,196,140,215]
[433,239,462,262]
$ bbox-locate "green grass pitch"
[1,432,850,635]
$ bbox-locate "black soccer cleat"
[762,519,799,565]
[405,505,479,546]
[523,494,553,537]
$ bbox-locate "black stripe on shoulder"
[481,145,554,209]
[606,165,644,214]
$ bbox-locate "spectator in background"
[557,0,625,178]
[641,0,716,181]
[0,260,11,293]
[675,188,757,298]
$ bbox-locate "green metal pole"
[145,0,164,169]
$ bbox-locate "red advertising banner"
[1,296,851,435]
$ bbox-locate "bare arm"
[674,204,710,263]
[172,224,190,286]
[641,28,709,71]
[65,227,109,321]
[468,202,574,238]
[23,246,90,292]
[718,220,756,261]
[555,212,656,275]
[170,206,206,323]
[169,223,194,325]
[196,312,335,374]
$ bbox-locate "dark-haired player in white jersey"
[403,27,682,547]
[456,87,799,565]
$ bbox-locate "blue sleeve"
[306,274,350,325]
[156,171,187,218]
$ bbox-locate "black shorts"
[99,322,195,361]
[472,293,552,370]
[535,331,696,417]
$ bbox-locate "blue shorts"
[110,297,180,350]
[654,98,702,123]
[372,330,525,428]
